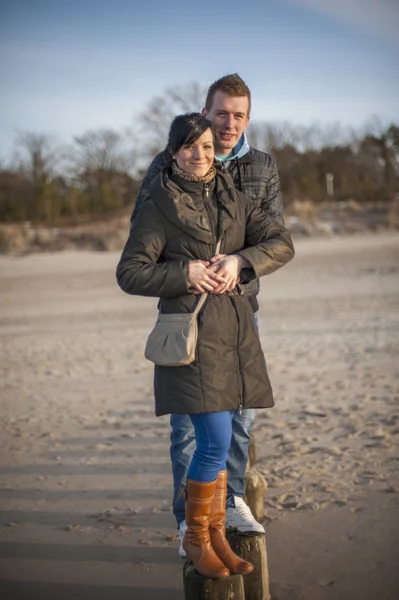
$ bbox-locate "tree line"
[1,83,398,223]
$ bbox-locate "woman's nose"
[193,147,203,159]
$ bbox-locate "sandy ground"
[0,232,398,600]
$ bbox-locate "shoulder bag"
[144,240,221,367]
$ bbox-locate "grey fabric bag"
[145,241,221,367]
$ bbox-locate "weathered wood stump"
[246,431,268,522]
[226,530,271,600]
[244,467,268,522]
[248,431,258,467]
[183,562,245,600]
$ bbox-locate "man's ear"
[244,115,250,130]
[201,107,207,117]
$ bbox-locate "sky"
[0,0,398,160]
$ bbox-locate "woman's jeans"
[171,409,256,525]
[187,411,234,482]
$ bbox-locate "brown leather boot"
[182,478,230,578]
[209,470,254,575]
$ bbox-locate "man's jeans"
[169,313,259,526]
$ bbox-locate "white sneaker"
[225,496,265,534]
[178,519,187,559]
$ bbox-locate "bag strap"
[193,239,222,317]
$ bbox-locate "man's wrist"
[236,254,252,271]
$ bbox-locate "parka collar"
[149,166,237,244]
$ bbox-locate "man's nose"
[225,114,234,129]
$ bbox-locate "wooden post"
[244,467,268,522]
[183,563,245,600]
[246,432,268,522]
[226,530,271,600]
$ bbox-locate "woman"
[116,113,294,578]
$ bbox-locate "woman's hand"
[187,259,227,294]
[207,254,251,293]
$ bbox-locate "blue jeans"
[187,411,234,482]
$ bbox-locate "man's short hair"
[205,73,251,116]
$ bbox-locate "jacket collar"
[235,146,256,164]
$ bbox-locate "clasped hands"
[187,254,249,295]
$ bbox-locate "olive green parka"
[116,166,294,416]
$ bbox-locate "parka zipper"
[203,183,217,251]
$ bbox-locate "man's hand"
[207,254,250,294]
[187,259,227,294]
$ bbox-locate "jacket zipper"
[203,183,217,250]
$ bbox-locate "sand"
[0,232,398,600]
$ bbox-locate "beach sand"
[0,233,398,600]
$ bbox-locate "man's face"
[203,91,250,156]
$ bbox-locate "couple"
[117,74,294,578]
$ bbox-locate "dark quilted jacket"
[129,146,284,304]
[117,167,294,416]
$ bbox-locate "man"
[130,74,284,557]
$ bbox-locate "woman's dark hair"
[167,113,216,155]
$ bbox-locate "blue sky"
[0,0,398,159]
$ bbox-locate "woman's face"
[174,129,214,177]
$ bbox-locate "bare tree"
[362,118,399,192]
[71,128,138,213]
[14,131,60,183]
[7,132,66,221]
[73,128,132,174]
[136,82,207,160]
[248,121,299,153]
